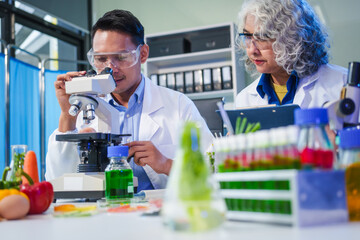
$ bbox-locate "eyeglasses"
[238,33,272,50]
[87,45,142,70]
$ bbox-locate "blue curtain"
[9,57,41,175]
[1,56,74,177]
[0,53,5,172]
[44,69,66,156]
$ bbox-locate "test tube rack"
[215,169,348,227]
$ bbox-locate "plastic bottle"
[235,134,247,169]
[294,108,334,169]
[285,125,301,169]
[338,128,360,221]
[270,127,284,169]
[105,145,134,200]
[246,133,255,170]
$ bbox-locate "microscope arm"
[94,97,121,134]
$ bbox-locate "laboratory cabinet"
[144,22,246,107]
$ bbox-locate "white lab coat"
[236,64,348,108]
[45,75,214,189]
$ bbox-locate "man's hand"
[54,71,86,132]
[126,141,173,175]
[79,127,96,133]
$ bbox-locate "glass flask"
[7,145,28,182]
[162,122,226,232]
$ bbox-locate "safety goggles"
[238,33,272,50]
[87,45,142,70]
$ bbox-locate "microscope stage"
[56,133,131,142]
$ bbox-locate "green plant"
[235,117,261,134]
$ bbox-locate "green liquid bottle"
[105,145,134,200]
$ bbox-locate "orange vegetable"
[54,204,96,213]
[0,188,29,201]
[54,204,77,212]
[22,151,39,184]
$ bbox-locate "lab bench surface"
[0,205,359,240]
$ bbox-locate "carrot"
[22,151,39,184]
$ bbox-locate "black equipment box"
[189,26,231,52]
[148,36,190,58]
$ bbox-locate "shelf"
[144,22,246,104]
[226,211,293,225]
[147,48,232,68]
[220,189,292,200]
[186,89,233,100]
[216,170,297,181]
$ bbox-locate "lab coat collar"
[138,74,163,140]
[138,75,166,189]
[293,69,320,107]
[247,79,269,106]
[141,74,164,115]
[246,69,320,107]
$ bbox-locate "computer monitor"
[193,98,224,136]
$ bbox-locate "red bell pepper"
[19,171,54,214]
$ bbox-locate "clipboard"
[224,104,300,131]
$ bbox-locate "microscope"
[50,68,137,200]
[325,62,360,131]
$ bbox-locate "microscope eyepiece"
[347,62,360,87]
[86,69,97,76]
[100,67,113,75]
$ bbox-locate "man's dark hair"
[91,9,145,45]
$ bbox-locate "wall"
[22,0,91,31]
[92,0,360,71]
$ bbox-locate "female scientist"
[235,0,347,108]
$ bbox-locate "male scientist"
[45,9,213,192]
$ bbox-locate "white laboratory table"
[0,205,360,240]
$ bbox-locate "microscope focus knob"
[339,98,355,115]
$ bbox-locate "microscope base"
[50,172,138,200]
[54,190,105,200]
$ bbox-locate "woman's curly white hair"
[236,0,329,78]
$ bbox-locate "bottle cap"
[107,145,129,157]
[339,128,360,149]
[294,108,328,125]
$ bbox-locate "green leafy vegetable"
[177,122,223,231]
[235,117,261,134]
[8,152,25,182]
[179,122,211,201]
[207,151,215,173]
